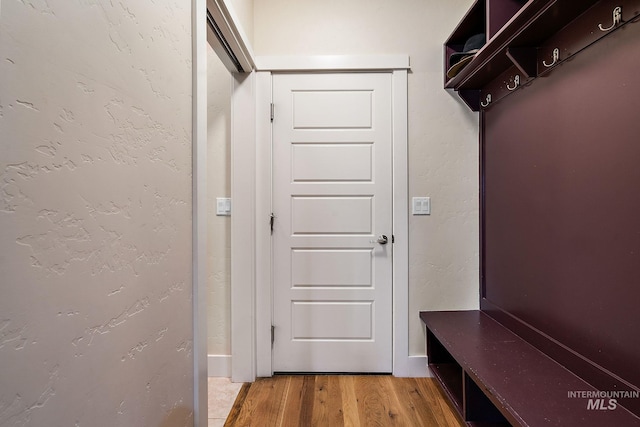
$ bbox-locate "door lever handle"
[370,235,388,245]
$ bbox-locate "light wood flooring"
[225,375,464,426]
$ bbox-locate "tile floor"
[208,377,244,427]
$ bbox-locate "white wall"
[228,0,254,44]
[0,1,194,425]
[253,0,480,357]
[207,45,232,362]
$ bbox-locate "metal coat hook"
[506,75,520,91]
[599,6,622,32]
[543,48,559,68]
[480,94,492,108]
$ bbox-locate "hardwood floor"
[224,375,464,426]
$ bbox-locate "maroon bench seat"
[420,310,640,426]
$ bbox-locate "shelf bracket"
[506,47,537,79]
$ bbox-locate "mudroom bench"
[428,0,640,424]
[420,310,640,426]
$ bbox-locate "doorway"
[271,72,394,372]
[206,41,233,376]
[251,58,410,377]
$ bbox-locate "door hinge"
[270,213,276,235]
[392,235,395,243]
[270,103,274,122]
[271,325,275,347]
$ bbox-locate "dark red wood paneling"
[487,0,527,39]
[482,16,640,410]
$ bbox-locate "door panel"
[291,249,373,288]
[292,144,373,182]
[272,72,392,373]
[292,302,373,339]
[292,90,373,128]
[291,196,373,234]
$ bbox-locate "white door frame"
[192,0,208,424]
[230,55,416,380]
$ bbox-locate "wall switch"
[216,197,231,216]
[412,197,431,215]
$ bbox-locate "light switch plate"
[216,197,231,216]
[412,197,430,215]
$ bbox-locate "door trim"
[192,0,208,424]
[233,56,415,381]
[255,54,410,71]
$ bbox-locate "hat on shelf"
[447,33,486,79]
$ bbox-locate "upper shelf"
[443,0,638,110]
[444,0,528,87]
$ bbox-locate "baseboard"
[208,354,232,377]
[209,354,427,378]
[394,355,430,378]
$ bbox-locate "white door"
[272,72,393,372]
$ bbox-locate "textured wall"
[253,0,480,356]
[207,45,232,356]
[0,1,194,426]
